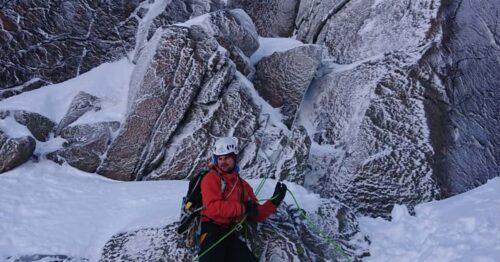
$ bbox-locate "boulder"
[97,25,223,181]
[47,133,110,173]
[206,9,260,57]
[146,77,260,180]
[254,45,323,127]
[228,0,300,37]
[55,91,102,136]
[98,10,261,181]
[0,133,36,173]
[60,122,120,145]
[47,122,119,173]
[13,111,56,142]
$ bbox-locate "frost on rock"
[303,53,440,218]
[5,255,88,262]
[98,203,368,262]
[228,0,300,37]
[132,0,225,62]
[254,44,324,127]
[99,9,263,181]
[207,9,260,57]
[147,77,260,180]
[97,26,220,181]
[10,110,56,142]
[195,49,236,105]
[47,122,120,173]
[0,0,141,91]
[55,91,102,136]
[416,0,500,196]
[0,132,36,173]
[295,0,350,44]
[228,45,256,78]
[297,0,438,63]
[274,125,311,185]
[250,202,368,261]
[99,223,191,262]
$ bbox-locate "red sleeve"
[243,181,277,222]
[201,172,244,220]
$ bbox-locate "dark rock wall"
[0,0,141,90]
[419,0,500,196]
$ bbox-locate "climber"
[198,136,287,262]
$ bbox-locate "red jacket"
[200,163,277,226]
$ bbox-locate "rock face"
[100,204,368,261]
[55,91,102,136]
[97,25,220,181]
[99,223,191,262]
[47,122,119,173]
[275,125,311,184]
[228,0,300,37]
[298,0,438,64]
[98,10,261,181]
[0,110,56,142]
[0,0,225,96]
[254,45,323,127]
[417,0,500,196]
[0,0,141,90]
[5,255,88,262]
[294,0,443,217]
[0,132,36,173]
[13,111,56,142]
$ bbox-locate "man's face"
[217,155,235,173]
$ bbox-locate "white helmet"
[213,137,238,156]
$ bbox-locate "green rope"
[193,177,269,261]
[192,216,247,261]
[193,177,352,262]
[287,188,351,262]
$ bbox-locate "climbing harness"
[192,174,351,262]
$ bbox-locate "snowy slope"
[359,177,500,262]
[1,160,498,261]
[0,161,319,261]
[0,58,134,125]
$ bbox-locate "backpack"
[177,169,226,248]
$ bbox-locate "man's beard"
[219,163,233,172]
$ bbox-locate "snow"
[0,161,320,261]
[236,72,286,130]
[250,37,305,64]
[0,58,134,125]
[0,116,32,138]
[359,177,500,262]
[177,12,214,35]
[2,161,498,262]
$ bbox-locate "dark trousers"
[198,222,258,262]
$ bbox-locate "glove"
[244,200,258,217]
[271,182,287,207]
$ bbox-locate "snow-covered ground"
[359,177,500,262]
[1,161,498,261]
[0,161,319,261]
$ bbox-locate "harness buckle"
[234,223,243,232]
